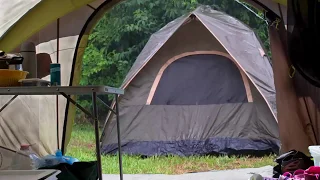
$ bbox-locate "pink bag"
[281,169,305,180]
[304,166,320,180]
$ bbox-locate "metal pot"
[0,59,8,69]
[0,53,24,70]
[7,56,24,70]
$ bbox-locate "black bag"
[288,0,320,87]
[39,161,98,180]
[272,150,313,178]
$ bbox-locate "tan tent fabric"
[0,0,41,39]
[0,1,122,169]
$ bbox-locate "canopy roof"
[0,0,287,53]
[245,0,286,15]
[0,0,102,52]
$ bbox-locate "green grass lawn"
[66,123,276,174]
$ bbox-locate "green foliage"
[77,0,270,121]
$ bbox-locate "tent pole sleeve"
[92,92,103,180]
[0,95,18,112]
[115,94,124,180]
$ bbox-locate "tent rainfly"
[101,6,280,157]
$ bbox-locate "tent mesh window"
[150,54,248,105]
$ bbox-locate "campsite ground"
[66,123,276,174]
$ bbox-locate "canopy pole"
[56,18,60,150]
[57,18,60,64]
[115,94,124,180]
[92,92,103,180]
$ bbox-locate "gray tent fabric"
[151,54,248,105]
[121,6,277,117]
[101,6,279,156]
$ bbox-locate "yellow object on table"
[0,69,28,87]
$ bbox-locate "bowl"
[0,69,29,87]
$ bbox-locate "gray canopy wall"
[101,7,279,156]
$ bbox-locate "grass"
[66,123,276,174]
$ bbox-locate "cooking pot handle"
[6,56,24,65]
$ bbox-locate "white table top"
[0,170,60,180]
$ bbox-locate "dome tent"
[101,6,280,156]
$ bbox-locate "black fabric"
[151,54,248,105]
[294,70,320,109]
[288,0,320,87]
[101,137,280,157]
[39,161,98,180]
[272,150,314,178]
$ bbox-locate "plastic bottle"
[38,153,62,168]
[309,145,320,166]
[10,144,40,170]
[37,150,79,168]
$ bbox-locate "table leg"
[115,94,124,180]
[92,92,103,180]
[60,92,93,117]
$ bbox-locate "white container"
[309,146,320,166]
